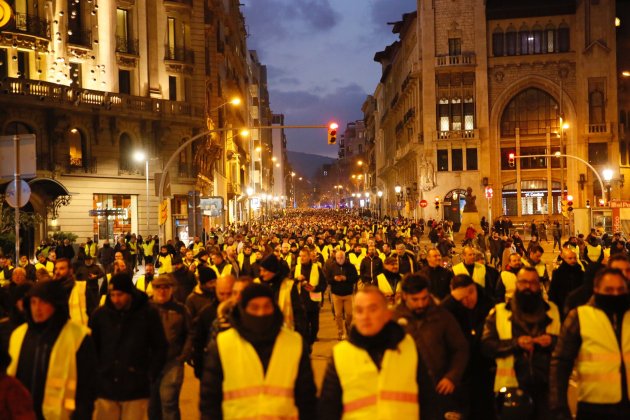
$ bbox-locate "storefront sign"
[89,208,125,217]
[524,192,545,198]
[200,197,223,217]
[609,200,630,208]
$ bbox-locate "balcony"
[435,53,476,67]
[586,123,611,136]
[435,129,479,140]
[67,29,92,48]
[4,13,50,39]
[62,154,97,174]
[0,77,204,121]
[115,37,139,55]
[164,0,192,7]
[165,46,194,64]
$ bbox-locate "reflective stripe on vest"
[333,334,419,420]
[35,261,55,276]
[237,253,257,270]
[218,327,302,420]
[278,280,296,330]
[376,273,400,297]
[348,253,363,274]
[84,243,97,257]
[453,263,486,288]
[135,275,154,297]
[192,242,204,256]
[575,306,630,404]
[493,301,560,392]
[212,263,233,278]
[8,320,89,420]
[500,271,517,302]
[142,240,154,256]
[295,264,321,302]
[585,244,603,262]
[521,258,547,279]
[69,281,88,326]
[157,255,173,274]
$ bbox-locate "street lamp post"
[394,184,402,216]
[133,151,150,236]
[377,190,383,219]
[603,168,614,203]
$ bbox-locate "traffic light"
[567,195,574,213]
[508,152,515,168]
[586,200,591,208]
[328,122,338,145]
[434,196,440,210]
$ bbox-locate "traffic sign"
[5,179,31,208]
[419,200,428,208]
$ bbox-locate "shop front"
[501,179,563,217]
[91,194,138,241]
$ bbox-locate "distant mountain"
[286,151,335,180]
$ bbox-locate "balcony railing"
[62,154,97,174]
[164,46,194,64]
[586,123,610,135]
[435,129,479,140]
[67,29,92,47]
[0,77,204,119]
[5,13,50,38]
[435,53,476,67]
[115,37,139,55]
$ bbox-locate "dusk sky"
[242,0,416,158]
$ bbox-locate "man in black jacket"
[422,248,453,301]
[171,255,197,304]
[359,243,383,286]
[441,274,495,420]
[394,273,469,420]
[200,283,317,420]
[89,273,167,420]
[8,280,98,420]
[324,250,358,340]
[549,248,584,318]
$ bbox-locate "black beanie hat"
[451,274,475,290]
[109,272,135,295]
[260,254,280,274]
[28,280,68,308]
[240,283,274,308]
[198,266,217,284]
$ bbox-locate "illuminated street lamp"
[377,190,383,219]
[603,168,614,203]
[133,150,149,236]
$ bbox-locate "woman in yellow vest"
[8,280,97,420]
[550,268,630,419]
[319,286,420,419]
[200,283,317,419]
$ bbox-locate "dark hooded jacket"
[88,289,167,401]
[200,302,317,420]
[15,281,98,420]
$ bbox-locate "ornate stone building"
[372,0,622,232]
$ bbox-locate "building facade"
[373,0,622,232]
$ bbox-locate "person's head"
[462,246,476,265]
[299,248,311,265]
[113,259,127,274]
[508,253,522,269]
[241,283,275,316]
[145,262,155,276]
[84,255,94,266]
[382,243,391,254]
[114,251,124,261]
[450,274,478,309]
[151,275,175,304]
[528,245,544,264]
[216,275,236,302]
[594,268,628,296]
[211,251,224,266]
[335,250,346,265]
[27,280,67,324]
[185,250,194,261]
[35,268,50,282]
[367,244,376,256]
[108,272,135,311]
[226,246,237,259]
[383,256,399,273]
[516,267,541,293]
[401,274,432,315]
[281,242,290,255]
[232,277,253,302]
[53,258,72,281]
[18,255,28,267]
[11,267,26,285]
[353,287,391,337]
[160,246,168,255]
[427,249,442,268]
[37,253,47,264]
[63,239,70,246]
[607,255,630,281]
[259,254,280,281]
[47,251,56,262]
[561,248,578,266]
[243,244,253,255]
[395,243,407,256]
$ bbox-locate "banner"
[159,200,168,225]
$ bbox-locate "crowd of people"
[0,209,629,420]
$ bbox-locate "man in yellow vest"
[521,244,550,286]
[210,249,236,278]
[376,256,402,305]
[35,252,54,277]
[53,258,93,326]
[453,246,487,289]
[155,246,173,275]
[8,280,97,419]
[319,286,421,419]
[84,237,98,259]
[291,247,327,346]
[496,253,522,302]
[200,283,317,420]
[482,266,561,419]
[0,255,15,287]
[237,243,257,277]
[584,234,605,268]
[550,267,630,419]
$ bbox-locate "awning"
[28,178,71,201]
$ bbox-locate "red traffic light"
[329,122,339,130]
[508,152,515,168]
[327,122,338,145]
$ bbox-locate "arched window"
[119,133,133,172]
[492,27,504,56]
[4,121,34,135]
[67,128,86,167]
[545,24,556,53]
[501,88,560,137]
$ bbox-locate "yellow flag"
[159,200,168,225]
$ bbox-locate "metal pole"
[145,159,150,236]
[14,135,20,265]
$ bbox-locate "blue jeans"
[149,360,184,420]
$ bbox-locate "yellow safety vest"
[237,253,257,270]
[141,240,154,257]
[500,271,517,302]
[84,242,97,258]
[492,302,560,392]
[348,253,364,274]
[376,273,401,297]
[218,327,302,420]
[295,264,321,302]
[212,263,233,278]
[333,334,419,419]
[453,263,486,288]
[192,242,204,256]
[135,275,153,297]
[35,261,55,277]
[282,253,294,268]
[8,320,89,420]
[128,241,137,255]
[69,281,88,326]
[156,254,173,274]
[521,258,547,279]
[585,244,603,262]
[0,264,14,287]
[575,306,630,404]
